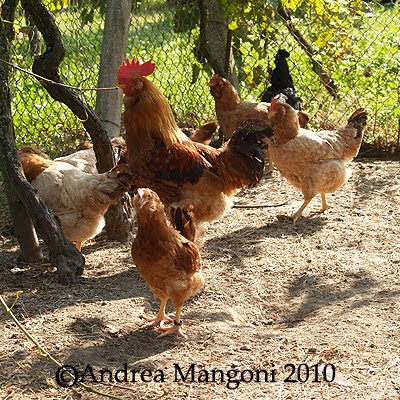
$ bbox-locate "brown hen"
[131,188,204,337]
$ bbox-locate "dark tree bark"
[198,0,239,91]
[20,0,134,242]
[1,0,42,262]
[3,180,43,262]
[0,136,85,284]
[0,2,84,283]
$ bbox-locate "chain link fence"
[9,0,400,157]
[10,3,104,157]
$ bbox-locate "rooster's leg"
[317,193,333,213]
[291,198,312,222]
[157,305,185,338]
[140,298,173,329]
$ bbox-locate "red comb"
[118,57,155,84]
[270,97,280,112]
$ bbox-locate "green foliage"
[173,0,200,33]
[47,0,106,25]
[8,0,400,157]
[217,0,400,147]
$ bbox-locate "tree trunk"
[94,0,134,242]
[0,0,42,262]
[20,0,134,243]
[95,0,132,138]
[198,0,239,91]
[0,135,85,284]
[3,181,43,261]
[1,5,84,283]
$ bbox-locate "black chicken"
[261,49,302,111]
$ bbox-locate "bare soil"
[1,159,399,400]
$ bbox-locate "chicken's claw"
[139,314,173,329]
[157,321,186,338]
[315,205,332,214]
[315,193,333,214]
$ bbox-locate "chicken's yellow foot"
[157,306,185,337]
[290,198,312,222]
[139,298,172,329]
[139,314,173,329]
[317,193,333,213]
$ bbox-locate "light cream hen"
[18,146,132,251]
[55,137,126,174]
[264,99,367,221]
[131,188,204,338]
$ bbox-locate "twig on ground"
[0,293,127,400]
[233,201,289,208]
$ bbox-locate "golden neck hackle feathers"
[18,151,54,182]
[135,194,179,242]
[123,77,188,150]
[271,105,300,145]
[215,80,241,111]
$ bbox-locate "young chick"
[131,188,205,337]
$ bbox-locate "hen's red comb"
[118,57,155,84]
[270,97,280,112]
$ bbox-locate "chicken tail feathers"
[190,121,218,145]
[225,123,266,186]
[101,163,133,200]
[170,206,197,243]
[347,108,367,138]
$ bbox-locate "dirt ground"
[0,159,399,400]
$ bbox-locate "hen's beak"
[117,83,124,89]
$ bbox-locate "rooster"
[18,146,132,251]
[117,57,265,226]
[263,99,367,221]
[132,188,204,337]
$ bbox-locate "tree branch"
[20,0,115,173]
[277,3,339,99]
[20,0,134,243]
